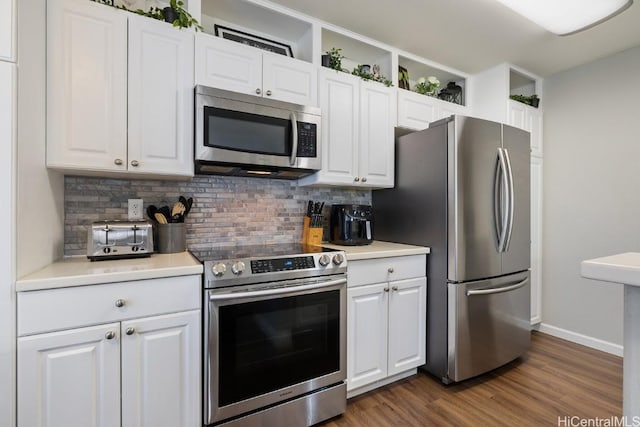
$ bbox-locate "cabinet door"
[47,0,128,172]
[438,101,467,121]
[128,14,194,177]
[529,107,543,157]
[0,0,15,61]
[359,80,396,188]
[397,89,437,131]
[262,52,317,106]
[194,33,262,96]
[347,283,388,391]
[313,69,360,186]
[530,157,543,325]
[387,277,427,376]
[507,99,527,130]
[17,323,121,427]
[121,310,200,427]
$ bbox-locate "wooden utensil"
[154,212,168,224]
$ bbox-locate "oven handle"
[208,277,346,301]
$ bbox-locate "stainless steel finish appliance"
[87,220,153,261]
[373,115,531,383]
[191,244,347,426]
[195,86,321,179]
[329,204,374,246]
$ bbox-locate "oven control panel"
[251,256,315,274]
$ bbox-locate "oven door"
[204,276,347,425]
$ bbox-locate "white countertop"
[16,252,203,292]
[581,252,640,287]
[321,240,430,261]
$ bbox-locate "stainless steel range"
[191,243,348,427]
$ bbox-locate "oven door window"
[204,106,292,156]
[218,290,340,407]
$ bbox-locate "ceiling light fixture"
[495,0,633,36]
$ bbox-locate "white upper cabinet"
[47,0,194,178]
[0,0,16,62]
[47,0,128,173]
[397,89,468,131]
[127,13,194,176]
[300,70,395,188]
[195,33,317,106]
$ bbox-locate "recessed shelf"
[509,69,537,97]
[321,28,393,83]
[200,0,314,62]
[398,55,467,106]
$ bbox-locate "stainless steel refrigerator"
[373,115,531,384]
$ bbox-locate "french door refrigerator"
[373,115,531,384]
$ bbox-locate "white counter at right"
[581,252,640,418]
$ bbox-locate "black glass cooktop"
[189,243,334,263]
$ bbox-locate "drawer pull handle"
[105,331,116,340]
[125,327,135,336]
[384,287,389,292]
[115,299,126,308]
[392,286,399,291]
[388,267,394,273]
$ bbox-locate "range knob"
[318,254,331,266]
[231,261,246,275]
[212,263,227,277]
[332,253,345,265]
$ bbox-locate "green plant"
[510,94,540,107]
[91,0,203,31]
[166,0,203,31]
[325,47,345,71]
[415,76,440,96]
[351,65,393,87]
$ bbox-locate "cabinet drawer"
[348,255,426,287]
[18,275,200,336]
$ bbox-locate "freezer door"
[447,271,531,382]
[448,116,503,282]
[501,124,531,274]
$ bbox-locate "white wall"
[542,46,640,350]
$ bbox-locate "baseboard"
[538,323,623,357]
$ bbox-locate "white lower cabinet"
[346,255,427,395]
[17,276,201,427]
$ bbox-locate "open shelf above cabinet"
[398,54,467,106]
[321,27,393,85]
[200,0,314,62]
[510,68,538,97]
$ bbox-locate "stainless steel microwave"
[195,85,322,179]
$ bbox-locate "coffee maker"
[329,204,373,245]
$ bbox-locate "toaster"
[87,220,154,261]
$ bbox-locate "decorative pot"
[163,7,178,24]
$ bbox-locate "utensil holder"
[157,223,186,253]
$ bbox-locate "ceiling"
[268,0,640,77]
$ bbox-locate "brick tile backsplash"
[64,175,371,255]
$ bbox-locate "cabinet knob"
[125,327,135,336]
[105,331,116,340]
[392,286,399,291]
[362,177,367,182]
[384,287,389,292]
[130,160,139,167]
[266,90,272,96]
[354,177,360,182]
[114,158,123,166]
[115,299,126,308]
[256,88,262,95]
[388,267,394,273]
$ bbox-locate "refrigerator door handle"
[503,148,515,251]
[466,278,528,296]
[494,148,509,252]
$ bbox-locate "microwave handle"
[289,112,298,166]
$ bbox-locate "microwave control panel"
[296,123,317,157]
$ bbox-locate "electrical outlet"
[128,199,143,220]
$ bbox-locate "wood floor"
[320,332,622,426]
